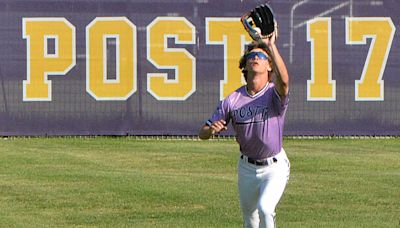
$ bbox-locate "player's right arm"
[198,119,227,140]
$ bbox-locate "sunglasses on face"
[245,51,269,61]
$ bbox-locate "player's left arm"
[263,33,289,99]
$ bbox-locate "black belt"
[241,155,277,166]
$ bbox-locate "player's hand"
[262,29,276,47]
[210,119,228,135]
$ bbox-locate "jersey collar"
[245,82,269,98]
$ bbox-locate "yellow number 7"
[346,17,395,101]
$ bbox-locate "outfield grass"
[0,137,398,227]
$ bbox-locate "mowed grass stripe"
[0,137,398,227]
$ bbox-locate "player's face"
[245,48,271,74]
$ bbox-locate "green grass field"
[0,137,399,227]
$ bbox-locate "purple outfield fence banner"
[0,0,399,136]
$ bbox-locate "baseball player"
[198,11,290,227]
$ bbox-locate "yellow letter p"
[22,18,75,101]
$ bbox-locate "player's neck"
[246,73,269,95]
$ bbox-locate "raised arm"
[263,33,289,98]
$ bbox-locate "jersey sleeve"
[205,99,231,127]
[273,87,289,115]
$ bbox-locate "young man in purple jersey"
[199,32,290,228]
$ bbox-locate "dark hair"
[239,40,274,81]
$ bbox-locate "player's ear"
[266,63,272,72]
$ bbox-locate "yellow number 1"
[307,18,336,101]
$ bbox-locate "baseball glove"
[241,3,278,41]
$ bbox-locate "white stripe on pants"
[238,149,290,228]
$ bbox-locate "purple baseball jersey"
[207,83,288,159]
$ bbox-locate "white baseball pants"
[238,149,290,228]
